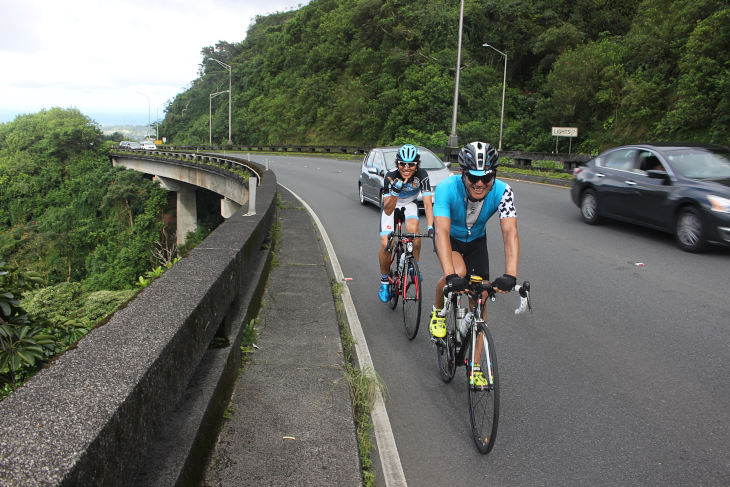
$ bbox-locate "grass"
[238,319,260,374]
[499,158,573,179]
[332,280,381,487]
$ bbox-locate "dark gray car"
[358,146,452,209]
[571,142,730,252]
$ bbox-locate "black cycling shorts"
[449,235,490,280]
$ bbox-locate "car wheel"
[675,206,707,253]
[359,184,368,205]
[580,189,601,225]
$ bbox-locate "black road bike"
[385,208,432,340]
[433,275,532,454]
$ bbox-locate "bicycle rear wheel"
[437,295,457,382]
[388,247,401,310]
[467,322,499,454]
[402,257,421,339]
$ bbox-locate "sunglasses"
[465,171,495,184]
[398,162,417,168]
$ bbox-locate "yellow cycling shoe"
[471,370,490,387]
[429,310,446,338]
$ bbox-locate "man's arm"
[435,215,455,275]
[499,216,519,278]
[422,194,434,228]
[383,193,398,216]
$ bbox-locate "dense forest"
[0,108,171,290]
[160,0,729,153]
[0,108,227,394]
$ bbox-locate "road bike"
[433,275,532,454]
[385,208,432,340]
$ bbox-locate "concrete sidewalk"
[202,187,363,486]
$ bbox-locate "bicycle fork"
[468,321,494,391]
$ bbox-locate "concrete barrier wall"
[0,169,278,486]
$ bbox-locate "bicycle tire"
[467,322,499,454]
[388,246,401,310]
[437,294,457,382]
[402,257,421,339]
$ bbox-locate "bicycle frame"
[385,213,430,301]
[441,285,493,390]
[438,277,531,389]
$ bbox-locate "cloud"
[0,0,308,123]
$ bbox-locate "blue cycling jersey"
[433,175,513,242]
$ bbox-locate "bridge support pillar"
[157,177,198,246]
[221,197,241,219]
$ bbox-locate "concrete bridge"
[0,155,277,486]
[111,149,264,245]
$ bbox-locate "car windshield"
[664,149,730,179]
[383,149,444,171]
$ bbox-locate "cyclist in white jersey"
[429,142,519,384]
[378,144,435,302]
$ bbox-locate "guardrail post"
[246,175,257,216]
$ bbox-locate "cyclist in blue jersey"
[429,142,519,378]
[378,144,435,302]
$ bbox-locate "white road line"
[280,184,407,487]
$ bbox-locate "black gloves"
[492,274,517,292]
[445,274,467,292]
[389,178,404,196]
[427,226,435,239]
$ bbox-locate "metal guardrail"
[112,148,264,184]
[114,145,594,171]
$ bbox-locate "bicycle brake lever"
[514,282,532,314]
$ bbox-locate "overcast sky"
[0,0,309,126]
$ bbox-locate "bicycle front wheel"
[467,322,499,454]
[402,257,421,339]
[437,294,457,382]
[388,247,401,310]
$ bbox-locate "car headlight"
[708,195,730,213]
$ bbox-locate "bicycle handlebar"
[442,279,532,315]
[385,231,433,252]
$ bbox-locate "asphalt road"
[248,153,730,486]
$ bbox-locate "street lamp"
[210,90,229,145]
[448,0,465,148]
[136,92,150,140]
[207,58,232,145]
[483,43,507,151]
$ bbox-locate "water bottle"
[456,307,465,342]
[461,312,474,336]
[398,253,405,274]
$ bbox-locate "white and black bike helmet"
[458,141,499,176]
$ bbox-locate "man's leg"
[378,211,395,302]
[431,251,467,337]
[405,217,421,262]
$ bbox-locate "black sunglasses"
[398,162,417,168]
[465,171,495,184]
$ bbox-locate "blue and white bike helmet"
[458,141,499,176]
[396,144,420,164]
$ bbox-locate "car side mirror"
[647,169,670,181]
[444,161,452,168]
[367,167,378,175]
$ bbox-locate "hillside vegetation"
[160,0,729,153]
[0,108,171,289]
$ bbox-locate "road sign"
[552,127,578,137]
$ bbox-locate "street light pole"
[210,91,229,145]
[483,43,507,151]
[208,58,233,145]
[136,92,150,139]
[448,0,465,148]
